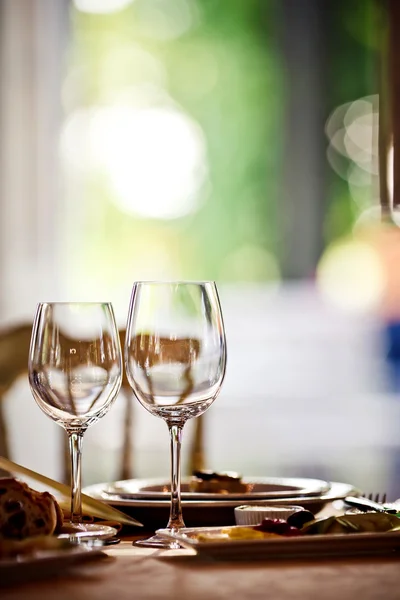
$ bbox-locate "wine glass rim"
[133,280,216,285]
[36,301,114,306]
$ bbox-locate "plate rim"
[82,480,359,509]
[97,476,331,501]
[0,543,103,574]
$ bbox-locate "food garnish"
[253,518,303,537]
[302,513,400,535]
[189,471,249,494]
[190,512,400,544]
[194,527,282,543]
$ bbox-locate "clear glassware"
[28,302,122,537]
[125,281,227,547]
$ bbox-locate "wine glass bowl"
[125,281,226,546]
[126,333,224,420]
[126,283,226,419]
[29,302,122,533]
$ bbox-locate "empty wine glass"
[125,281,227,547]
[28,302,122,537]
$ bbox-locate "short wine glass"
[125,281,227,547]
[28,302,122,537]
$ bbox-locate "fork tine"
[363,492,388,504]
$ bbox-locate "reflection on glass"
[29,302,122,534]
[125,281,226,547]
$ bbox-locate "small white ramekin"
[234,505,304,526]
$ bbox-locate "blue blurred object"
[384,321,400,393]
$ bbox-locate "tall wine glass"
[125,281,227,547]
[29,302,122,536]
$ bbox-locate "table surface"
[2,536,400,600]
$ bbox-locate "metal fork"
[344,494,398,514]
[364,492,387,504]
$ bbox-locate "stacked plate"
[83,477,358,529]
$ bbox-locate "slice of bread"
[0,478,64,540]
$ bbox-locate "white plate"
[156,525,400,560]
[83,481,359,530]
[84,480,354,509]
[100,476,331,501]
[0,543,104,586]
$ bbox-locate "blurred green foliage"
[64,0,283,293]
[324,0,381,242]
[64,0,378,294]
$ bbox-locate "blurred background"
[2,0,400,498]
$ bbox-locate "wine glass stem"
[68,431,84,524]
[167,423,185,531]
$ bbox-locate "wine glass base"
[134,535,181,549]
[58,522,118,543]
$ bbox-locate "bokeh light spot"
[61,104,208,220]
[74,0,134,14]
[317,238,385,313]
[134,0,197,41]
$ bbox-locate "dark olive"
[287,510,315,529]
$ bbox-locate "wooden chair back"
[0,325,205,481]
